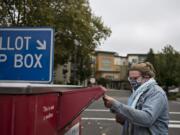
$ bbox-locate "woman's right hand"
[102,95,115,108]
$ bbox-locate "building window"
[101,58,112,71]
[132,58,138,63]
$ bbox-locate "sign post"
[0,28,54,83]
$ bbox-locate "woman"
[103,62,169,135]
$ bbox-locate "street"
[81,89,180,135]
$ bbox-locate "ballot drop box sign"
[0,28,54,83]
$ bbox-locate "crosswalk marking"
[85,109,180,115]
[169,124,180,128]
[82,117,180,128]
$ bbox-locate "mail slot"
[0,83,106,135]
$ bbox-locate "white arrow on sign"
[36,40,46,50]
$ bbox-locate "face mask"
[129,80,141,90]
[128,76,143,90]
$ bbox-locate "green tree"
[0,0,111,84]
[174,50,180,86]
[155,45,180,95]
[146,48,155,68]
[97,77,110,87]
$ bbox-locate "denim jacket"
[111,84,169,135]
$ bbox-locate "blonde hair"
[129,62,156,78]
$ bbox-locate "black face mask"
[129,80,141,90]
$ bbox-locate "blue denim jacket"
[111,84,169,135]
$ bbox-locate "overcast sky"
[89,0,180,56]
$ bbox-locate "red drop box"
[0,83,106,135]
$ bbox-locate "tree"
[154,45,180,95]
[97,77,110,87]
[0,0,111,84]
[0,0,56,26]
[174,49,180,87]
[146,48,155,66]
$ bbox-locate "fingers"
[102,95,107,102]
[103,95,113,108]
[103,95,111,101]
[103,95,110,103]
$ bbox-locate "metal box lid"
[0,83,83,94]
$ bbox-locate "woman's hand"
[103,95,115,108]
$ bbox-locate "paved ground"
[81,89,180,135]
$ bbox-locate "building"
[127,53,147,67]
[95,51,119,80]
[118,56,128,80]
[53,51,147,89]
[94,51,147,89]
[95,51,125,89]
